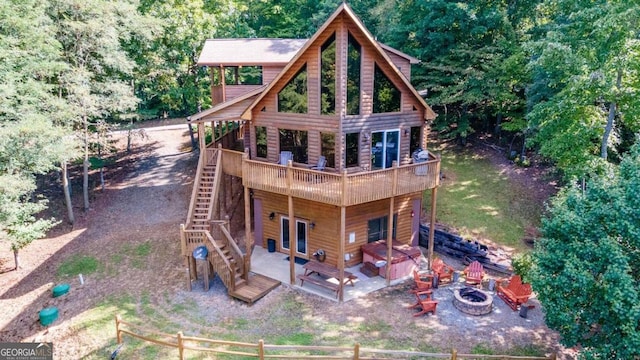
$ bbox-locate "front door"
[371,130,400,169]
[281,217,308,256]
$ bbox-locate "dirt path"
[0,127,573,358]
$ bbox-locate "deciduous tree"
[532,140,640,358]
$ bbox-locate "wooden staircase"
[180,146,279,304]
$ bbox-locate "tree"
[531,140,640,358]
[0,0,78,266]
[526,1,640,179]
[374,0,530,144]
[50,0,143,211]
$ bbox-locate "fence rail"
[115,315,556,360]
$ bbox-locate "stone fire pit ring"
[453,287,493,316]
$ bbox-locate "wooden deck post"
[386,162,399,285]
[339,170,348,302]
[428,187,437,268]
[287,160,295,285]
[243,179,252,277]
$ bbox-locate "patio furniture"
[310,156,326,171]
[410,269,433,293]
[464,260,485,287]
[408,290,438,316]
[431,258,454,285]
[496,274,532,310]
[279,151,293,165]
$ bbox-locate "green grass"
[57,254,100,277]
[425,147,545,251]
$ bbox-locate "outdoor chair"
[410,269,433,293]
[310,156,326,171]
[431,258,454,285]
[279,151,293,165]
[496,274,532,310]
[408,290,438,316]
[463,260,485,287]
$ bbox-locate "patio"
[250,245,411,302]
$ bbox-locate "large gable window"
[347,34,361,115]
[279,129,308,164]
[278,64,308,113]
[321,33,336,115]
[321,132,335,168]
[373,64,400,113]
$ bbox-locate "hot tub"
[361,240,422,280]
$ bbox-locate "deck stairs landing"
[181,147,279,304]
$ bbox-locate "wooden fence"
[115,315,557,360]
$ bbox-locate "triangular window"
[373,63,400,113]
[278,64,308,113]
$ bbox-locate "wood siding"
[254,190,422,268]
[383,51,412,80]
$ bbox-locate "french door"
[371,130,400,169]
[280,217,308,256]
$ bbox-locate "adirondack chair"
[408,290,438,316]
[310,156,327,171]
[431,258,454,285]
[496,274,533,310]
[409,270,433,293]
[463,260,485,287]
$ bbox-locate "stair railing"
[204,231,236,291]
[185,148,207,227]
[212,220,245,279]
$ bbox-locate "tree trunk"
[62,161,75,224]
[601,69,622,160]
[495,113,503,141]
[188,124,197,151]
[13,249,20,270]
[83,115,90,211]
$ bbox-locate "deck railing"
[181,228,236,291]
[237,153,440,206]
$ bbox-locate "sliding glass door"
[371,130,400,169]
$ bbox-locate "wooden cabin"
[181,3,440,302]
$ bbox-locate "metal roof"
[197,39,308,66]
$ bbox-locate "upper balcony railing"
[210,148,440,206]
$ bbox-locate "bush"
[511,252,533,283]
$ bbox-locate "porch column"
[243,183,252,277]
[428,187,437,268]
[339,206,346,302]
[287,160,295,285]
[198,123,205,159]
[385,162,399,285]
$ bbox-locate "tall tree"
[0,0,77,267]
[532,140,640,359]
[526,1,640,179]
[375,0,530,143]
[50,0,143,211]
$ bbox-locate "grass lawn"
[425,144,546,252]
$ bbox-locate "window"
[279,129,308,164]
[410,127,422,155]
[321,132,335,168]
[321,34,336,115]
[373,64,400,113]
[345,133,359,167]
[255,126,267,158]
[367,214,398,243]
[347,34,361,115]
[223,66,263,85]
[278,64,307,113]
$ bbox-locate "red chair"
[463,260,485,287]
[431,258,454,285]
[410,270,434,293]
[408,290,438,316]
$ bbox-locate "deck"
[230,273,281,304]
[214,148,440,206]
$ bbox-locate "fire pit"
[453,287,493,315]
